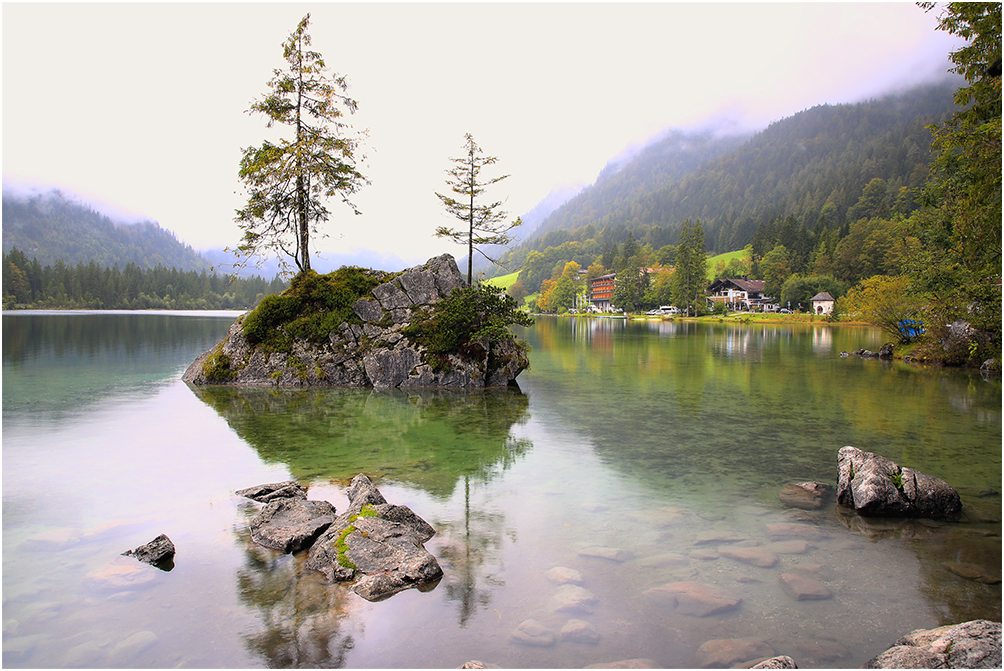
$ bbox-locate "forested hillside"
[2,190,211,271]
[502,77,961,267]
[2,247,286,309]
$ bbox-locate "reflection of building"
[588,273,616,310]
[812,326,833,353]
[811,292,835,315]
[707,278,767,310]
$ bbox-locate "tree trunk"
[297,174,310,272]
[467,179,474,286]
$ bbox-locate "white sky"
[2,2,963,269]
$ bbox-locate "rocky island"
[183,254,531,389]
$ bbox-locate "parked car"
[779,308,792,314]
[661,306,680,315]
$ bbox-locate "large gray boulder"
[183,254,528,389]
[248,498,337,553]
[865,620,1001,669]
[305,474,442,600]
[836,446,962,519]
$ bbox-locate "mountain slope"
[522,78,961,254]
[2,190,210,271]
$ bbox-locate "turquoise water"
[2,312,1000,668]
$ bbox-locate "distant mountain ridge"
[2,190,211,271]
[512,77,962,256]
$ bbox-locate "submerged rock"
[865,620,1002,669]
[642,580,741,617]
[122,534,175,569]
[579,546,633,562]
[548,584,599,613]
[943,562,1002,585]
[183,254,529,389]
[836,446,962,519]
[778,482,830,510]
[561,619,600,644]
[718,546,779,568]
[779,572,832,601]
[694,636,775,668]
[544,566,584,585]
[509,619,556,647]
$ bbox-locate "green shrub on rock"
[241,267,387,351]
[403,284,534,371]
[201,347,236,383]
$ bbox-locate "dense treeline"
[499,79,959,273]
[2,247,287,310]
[512,175,902,297]
[512,3,1001,369]
[2,191,211,271]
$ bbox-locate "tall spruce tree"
[435,134,521,285]
[233,14,367,276]
[672,219,708,314]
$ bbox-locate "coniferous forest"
[2,247,286,310]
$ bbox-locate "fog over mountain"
[3,74,963,278]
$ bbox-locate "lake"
[2,311,1000,668]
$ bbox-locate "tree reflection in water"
[435,472,521,627]
[234,504,358,668]
[199,386,535,645]
[192,386,532,495]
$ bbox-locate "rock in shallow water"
[779,572,832,601]
[837,446,962,519]
[579,546,633,562]
[865,620,1001,669]
[561,619,600,644]
[642,580,741,617]
[509,619,555,647]
[751,656,798,669]
[718,546,778,568]
[548,584,599,613]
[778,482,830,510]
[236,481,307,502]
[694,636,775,668]
[544,566,584,585]
[304,473,442,600]
[249,499,336,553]
[122,534,175,568]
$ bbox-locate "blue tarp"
[897,319,924,339]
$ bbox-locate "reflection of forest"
[233,505,358,667]
[194,386,532,498]
[212,387,531,639]
[524,317,1001,497]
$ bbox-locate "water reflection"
[234,509,358,668]
[197,385,532,630]
[436,476,510,627]
[2,311,240,419]
[191,386,532,498]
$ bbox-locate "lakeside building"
[810,291,836,315]
[588,273,616,310]
[707,278,768,310]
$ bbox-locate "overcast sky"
[3,2,963,269]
